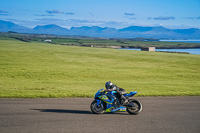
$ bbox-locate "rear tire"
[126,99,142,115]
[90,100,104,114]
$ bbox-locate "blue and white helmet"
[105,81,113,89]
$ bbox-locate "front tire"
[90,100,104,114]
[126,99,142,115]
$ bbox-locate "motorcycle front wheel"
[126,99,142,115]
[90,100,104,114]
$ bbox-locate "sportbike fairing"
[95,89,126,112]
[91,88,142,114]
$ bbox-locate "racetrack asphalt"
[0,97,200,133]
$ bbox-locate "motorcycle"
[90,88,142,115]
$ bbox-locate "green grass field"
[0,39,200,98]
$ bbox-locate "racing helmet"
[105,81,113,89]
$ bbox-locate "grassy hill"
[0,38,200,98]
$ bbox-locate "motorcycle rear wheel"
[90,100,104,114]
[126,99,142,115]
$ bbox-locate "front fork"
[96,99,101,105]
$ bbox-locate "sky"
[0,0,200,29]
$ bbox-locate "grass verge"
[0,39,200,98]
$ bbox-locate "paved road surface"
[0,97,200,133]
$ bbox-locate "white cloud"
[46,10,64,14]
[124,12,135,16]
[0,10,10,16]
[153,16,175,20]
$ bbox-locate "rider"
[105,81,128,105]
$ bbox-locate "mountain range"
[0,20,200,39]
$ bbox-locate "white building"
[44,39,52,43]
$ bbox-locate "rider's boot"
[113,99,118,109]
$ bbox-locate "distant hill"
[33,24,69,35]
[0,20,200,39]
[0,20,31,33]
[119,26,153,32]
